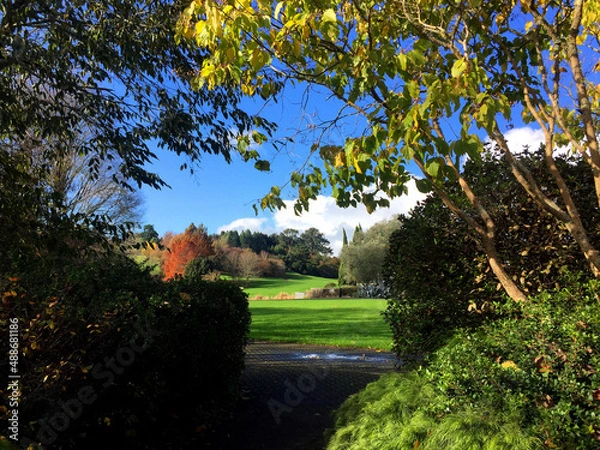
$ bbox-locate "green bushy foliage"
[383,151,600,359]
[327,372,539,450]
[184,254,219,279]
[1,253,251,449]
[327,281,600,449]
[429,279,600,449]
[383,198,495,357]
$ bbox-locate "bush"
[427,279,600,449]
[315,258,340,279]
[184,255,218,279]
[327,372,539,450]
[357,282,389,298]
[257,253,287,278]
[0,253,251,449]
[382,150,600,359]
[327,281,600,449]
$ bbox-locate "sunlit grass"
[248,298,392,350]
[239,272,335,298]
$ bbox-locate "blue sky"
[139,82,432,253]
[139,81,544,255]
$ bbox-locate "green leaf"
[254,160,271,171]
[452,59,468,78]
[415,178,433,193]
[425,159,441,177]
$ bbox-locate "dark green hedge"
[382,150,600,359]
[1,253,250,449]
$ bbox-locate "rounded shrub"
[327,280,600,450]
[1,253,251,449]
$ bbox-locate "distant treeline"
[131,225,339,280]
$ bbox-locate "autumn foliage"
[163,224,214,280]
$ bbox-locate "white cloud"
[217,178,432,255]
[493,126,571,157]
[217,217,268,233]
[273,179,427,255]
[217,181,427,255]
[503,127,546,154]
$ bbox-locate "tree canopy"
[179,0,600,300]
[1,0,272,188]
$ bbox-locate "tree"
[0,0,272,225]
[340,219,401,284]
[140,225,160,244]
[163,224,214,279]
[34,142,144,225]
[383,149,600,355]
[338,228,348,287]
[300,227,333,256]
[238,249,261,281]
[221,230,241,248]
[179,0,600,301]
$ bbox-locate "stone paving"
[218,341,401,450]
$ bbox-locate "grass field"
[240,272,335,298]
[249,298,392,350]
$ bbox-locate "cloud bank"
[218,179,427,255]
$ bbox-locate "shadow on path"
[218,341,400,450]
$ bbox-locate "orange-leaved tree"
[163,224,214,280]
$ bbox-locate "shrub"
[427,279,600,449]
[184,255,218,279]
[327,281,600,449]
[305,287,339,299]
[0,254,251,449]
[315,258,340,279]
[327,372,539,450]
[382,150,600,359]
[257,252,287,278]
[338,286,359,298]
[357,282,389,298]
[120,278,251,445]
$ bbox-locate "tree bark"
[413,156,528,302]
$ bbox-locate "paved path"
[218,341,400,450]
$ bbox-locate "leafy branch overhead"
[179,0,600,301]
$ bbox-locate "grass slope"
[249,299,392,350]
[241,272,334,298]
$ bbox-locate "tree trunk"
[480,232,528,302]
[414,156,528,302]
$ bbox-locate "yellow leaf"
[200,62,216,79]
[354,159,363,174]
[501,360,520,371]
[322,8,337,24]
[334,152,345,168]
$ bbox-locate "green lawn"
[240,272,335,298]
[248,298,392,350]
